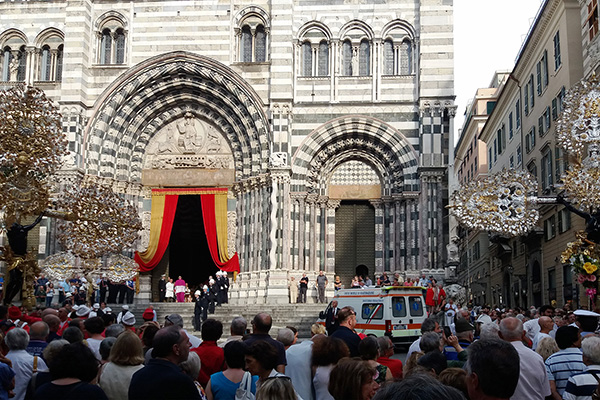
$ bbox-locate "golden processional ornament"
[449,169,541,237]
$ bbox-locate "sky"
[453,0,544,142]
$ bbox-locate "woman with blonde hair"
[98,330,144,400]
[535,336,560,361]
[256,376,297,400]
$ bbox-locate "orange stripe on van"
[355,323,386,330]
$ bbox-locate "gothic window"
[35,29,65,82]
[115,29,125,64]
[383,38,413,76]
[401,39,412,75]
[302,41,312,76]
[241,25,253,62]
[235,8,270,63]
[40,45,52,81]
[318,40,328,76]
[1,47,12,82]
[359,39,370,76]
[16,46,26,81]
[96,13,128,65]
[56,45,63,81]
[342,40,352,76]
[100,29,111,64]
[255,26,266,62]
[383,39,394,75]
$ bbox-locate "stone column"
[394,197,404,271]
[317,196,329,271]
[291,193,306,270]
[325,199,340,273]
[383,196,393,272]
[370,199,384,275]
[307,193,319,271]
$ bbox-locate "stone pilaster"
[370,199,384,274]
[307,193,319,271]
[325,199,340,273]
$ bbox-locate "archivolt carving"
[85,52,270,181]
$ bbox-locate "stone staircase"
[127,302,326,340]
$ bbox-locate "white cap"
[195,290,201,296]
[209,279,215,285]
[574,310,600,317]
[216,271,222,276]
[122,305,129,310]
[121,311,136,326]
[223,271,227,276]
[104,307,112,313]
[92,303,100,310]
[76,305,90,317]
[203,285,208,290]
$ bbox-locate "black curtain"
[169,195,216,289]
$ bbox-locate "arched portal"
[83,52,272,300]
[290,116,419,279]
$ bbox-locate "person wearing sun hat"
[121,311,136,332]
[75,305,91,319]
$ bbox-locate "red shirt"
[377,356,403,379]
[191,340,225,387]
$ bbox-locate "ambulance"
[327,286,426,347]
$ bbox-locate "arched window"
[359,39,370,76]
[302,41,312,76]
[318,40,328,76]
[96,13,127,65]
[2,47,12,82]
[255,25,266,62]
[240,25,252,62]
[56,45,63,82]
[342,40,352,76]
[100,28,112,64]
[400,39,412,75]
[115,29,125,64]
[40,45,52,81]
[383,39,394,75]
[235,8,270,63]
[16,46,26,81]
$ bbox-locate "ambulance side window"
[361,303,383,320]
[409,296,424,316]
[392,297,407,318]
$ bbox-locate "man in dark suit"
[158,274,167,302]
[330,306,361,357]
[325,300,340,335]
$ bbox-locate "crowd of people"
[158,273,229,305]
[30,274,136,307]
[0,293,596,400]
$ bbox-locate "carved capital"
[327,199,341,210]
[369,199,384,209]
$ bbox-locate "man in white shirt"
[499,317,551,400]
[5,328,48,400]
[532,316,553,351]
[524,304,556,342]
[406,317,441,360]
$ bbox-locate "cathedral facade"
[0,0,454,303]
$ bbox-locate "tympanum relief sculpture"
[144,113,234,170]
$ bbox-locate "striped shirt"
[544,347,585,396]
[563,365,600,400]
